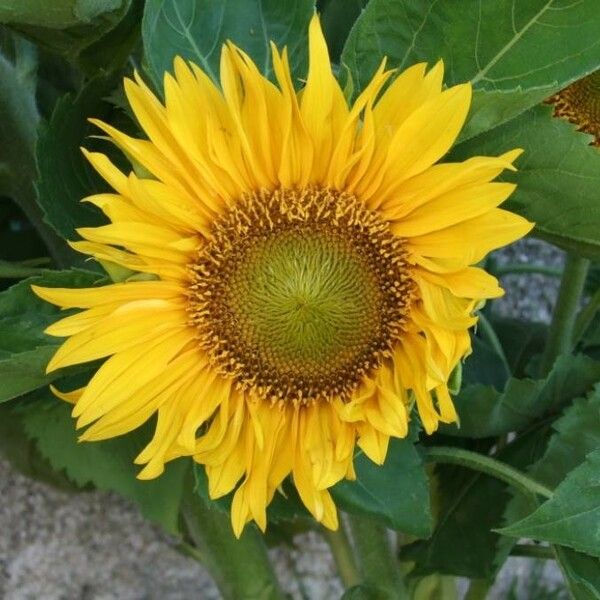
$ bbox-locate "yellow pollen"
[187,188,415,405]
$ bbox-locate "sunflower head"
[188,186,415,406]
[549,69,600,146]
[33,15,532,536]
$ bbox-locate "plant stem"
[425,446,553,500]
[510,543,555,560]
[495,264,563,278]
[347,513,409,599]
[464,579,491,600]
[573,286,600,346]
[180,469,285,600]
[322,521,361,589]
[539,253,590,376]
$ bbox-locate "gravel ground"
[0,239,568,600]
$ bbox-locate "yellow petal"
[391,182,516,237]
[409,208,534,266]
[46,299,186,372]
[376,83,472,194]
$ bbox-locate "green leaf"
[36,75,118,240]
[443,354,600,438]
[0,400,79,491]
[498,386,600,553]
[331,430,432,538]
[20,389,187,534]
[76,0,143,73]
[142,0,315,89]
[403,426,551,579]
[0,257,50,279]
[488,316,547,379]
[527,386,600,488]
[0,269,102,402]
[452,104,600,259]
[498,448,600,558]
[495,386,600,590]
[0,0,124,29]
[7,1,137,72]
[555,546,600,600]
[320,0,367,62]
[342,0,600,139]
[462,332,510,390]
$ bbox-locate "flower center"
[549,70,600,146]
[188,188,414,404]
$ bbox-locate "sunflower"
[33,16,532,536]
[548,69,600,146]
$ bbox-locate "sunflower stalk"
[347,513,409,599]
[539,253,590,376]
[572,285,600,346]
[322,520,361,589]
[425,446,553,499]
[464,579,492,600]
[180,469,286,600]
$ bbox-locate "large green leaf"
[499,448,600,558]
[461,333,510,390]
[555,546,600,600]
[76,0,143,73]
[403,427,550,579]
[0,400,78,491]
[485,315,547,379]
[36,76,116,240]
[443,354,600,438]
[342,0,600,140]
[331,429,432,538]
[5,1,137,72]
[527,387,600,488]
[497,387,600,552]
[0,258,49,279]
[0,269,102,402]
[452,105,600,259]
[0,0,124,28]
[20,389,187,534]
[495,387,600,595]
[142,0,315,89]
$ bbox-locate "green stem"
[495,264,563,278]
[425,446,553,500]
[573,286,600,346]
[539,254,590,376]
[180,469,285,600]
[322,522,361,589]
[464,579,492,600]
[510,543,555,560]
[347,514,409,599]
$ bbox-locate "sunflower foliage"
[0,1,599,599]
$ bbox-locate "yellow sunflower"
[33,16,532,536]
